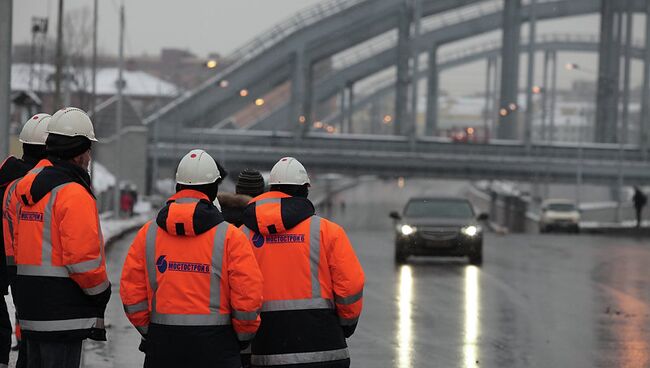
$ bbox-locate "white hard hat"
[269,157,310,186]
[19,113,51,145]
[47,107,98,142]
[176,149,221,185]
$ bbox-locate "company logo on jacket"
[252,233,265,248]
[156,255,210,274]
[20,211,44,222]
[266,234,305,244]
[251,233,306,248]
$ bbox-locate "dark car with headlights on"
[390,197,487,265]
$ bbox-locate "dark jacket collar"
[18,157,94,206]
[242,191,314,235]
[0,156,32,188]
[156,190,224,237]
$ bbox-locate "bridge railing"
[155,128,647,163]
[145,0,368,124]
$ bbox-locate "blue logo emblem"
[252,233,265,248]
[156,255,168,273]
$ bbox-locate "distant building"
[9,62,179,134]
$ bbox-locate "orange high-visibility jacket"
[120,190,263,352]
[3,159,52,274]
[0,156,41,295]
[12,160,110,341]
[241,191,365,367]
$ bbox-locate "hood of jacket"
[156,189,224,237]
[0,156,33,188]
[14,158,88,207]
[241,191,315,236]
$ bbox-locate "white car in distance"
[539,199,581,233]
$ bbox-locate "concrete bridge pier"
[497,0,522,140]
[549,50,558,143]
[640,1,650,156]
[290,47,313,137]
[524,0,537,151]
[338,87,346,132]
[620,2,633,145]
[394,1,412,136]
[370,99,380,135]
[484,56,498,138]
[338,83,354,134]
[540,51,550,142]
[595,0,622,143]
[346,82,354,133]
[492,56,501,140]
[425,43,438,136]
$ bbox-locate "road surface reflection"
[397,265,413,368]
[464,265,480,368]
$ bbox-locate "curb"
[102,214,151,248]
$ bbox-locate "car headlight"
[399,224,416,236]
[461,225,480,237]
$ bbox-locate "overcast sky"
[11,0,649,95]
[12,0,324,57]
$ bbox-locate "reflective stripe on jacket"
[0,156,41,294]
[2,160,52,270]
[12,160,110,340]
[120,190,263,346]
[241,191,365,367]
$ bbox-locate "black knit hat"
[46,133,92,160]
[236,169,265,197]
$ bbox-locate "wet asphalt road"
[83,179,650,368]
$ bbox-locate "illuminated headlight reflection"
[397,265,413,368]
[461,225,480,237]
[464,265,481,368]
[400,224,416,236]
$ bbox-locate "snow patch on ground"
[92,162,116,195]
[101,213,151,243]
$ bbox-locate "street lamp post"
[567,62,627,222]
[0,0,12,158]
[565,63,598,209]
[113,4,125,219]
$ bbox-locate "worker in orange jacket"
[12,108,110,368]
[120,149,264,368]
[0,114,52,368]
[240,157,365,368]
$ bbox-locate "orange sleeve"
[2,182,19,285]
[2,184,16,261]
[119,222,151,336]
[324,221,365,331]
[225,225,263,342]
[56,185,110,297]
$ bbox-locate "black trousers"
[251,358,350,368]
[26,339,82,368]
[0,298,11,366]
[16,340,27,368]
[144,324,241,368]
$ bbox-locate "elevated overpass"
[143,0,650,191]
[150,129,650,185]
[145,0,491,128]
[145,0,650,138]
[315,33,646,127]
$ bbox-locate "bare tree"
[57,6,94,109]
